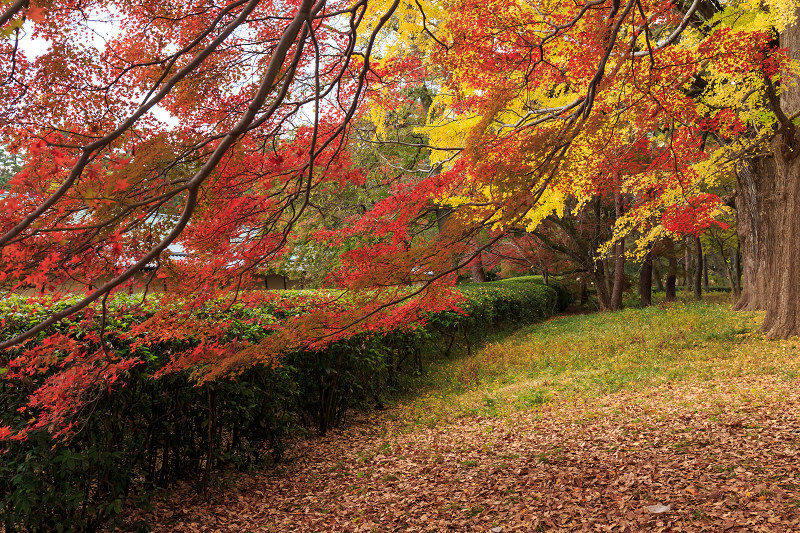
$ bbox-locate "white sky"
[17,14,179,127]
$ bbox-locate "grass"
[391,291,800,427]
[142,289,800,532]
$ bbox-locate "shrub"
[0,279,561,531]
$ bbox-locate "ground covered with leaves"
[140,299,800,532]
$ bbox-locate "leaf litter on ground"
[132,299,800,532]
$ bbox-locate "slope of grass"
[394,293,800,427]
[140,294,800,532]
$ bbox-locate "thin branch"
[0,0,322,349]
[0,0,262,248]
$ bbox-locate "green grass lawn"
[392,292,800,427]
[143,291,800,532]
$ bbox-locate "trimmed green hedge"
[496,275,572,312]
[0,279,565,532]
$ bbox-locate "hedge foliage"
[0,279,569,532]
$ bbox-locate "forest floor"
[142,294,800,532]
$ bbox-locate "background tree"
[0,147,21,189]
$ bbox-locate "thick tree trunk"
[734,158,773,311]
[470,253,487,283]
[693,235,703,299]
[639,253,652,307]
[732,12,800,337]
[593,259,612,310]
[736,143,800,336]
[760,137,800,338]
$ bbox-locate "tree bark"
[639,253,652,307]
[756,13,800,337]
[760,136,800,337]
[733,9,800,338]
[734,158,772,311]
[736,138,800,336]
[593,258,612,310]
[470,253,487,283]
[693,235,703,300]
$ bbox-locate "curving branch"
[0,0,323,349]
[0,0,262,248]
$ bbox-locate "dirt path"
[140,375,800,532]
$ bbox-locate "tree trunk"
[470,253,487,283]
[610,189,625,310]
[723,248,739,298]
[730,247,741,297]
[652,260,664,292]
[736,143,800,336]
[663,238,677,302]
[434,205,451,233]
[760,136,800,337]
[580,276,589,305]
[610,237,625,309]
[666,254,677,302]
[593,258,612,310]
[757,13,800,337]
[734,158,772,311]
[684,238,691,290]
[693,235,703,300]
[732,8,800,338]
[639,253,652,307]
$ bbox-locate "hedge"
[0,279,568,532]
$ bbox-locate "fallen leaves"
[129,374,800,532]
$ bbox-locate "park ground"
[139,294,800,532]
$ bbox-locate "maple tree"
[0,0,799,445]
[0,0,422,437]
[378,0,798,328]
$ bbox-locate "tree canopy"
[1,0,799,437]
